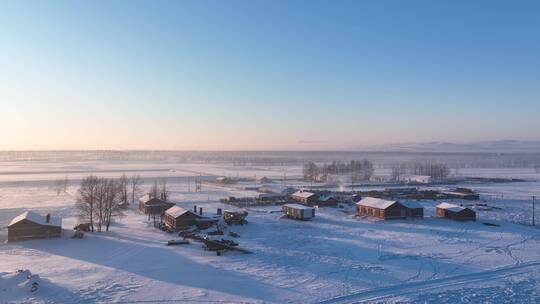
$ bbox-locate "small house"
[291,190,318,205]
[356,197,411,219]
[436,203,476,221]
[318,193,338,207]
[164,206,201,229]
[8,211,62,242]
[398,175,432,184]
[283,203,315,220]
[139,195,175,215]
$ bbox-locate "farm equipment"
[202,236,252,255]
[166,239,190,246]
[223,211,248,225]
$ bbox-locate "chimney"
[217,208,222,215]
[194,205,197,213]
[46,213,50,223]
[199,207,203,215]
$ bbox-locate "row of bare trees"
[391,161,450,181]
[76,174,142,232]
[303,160,374,182]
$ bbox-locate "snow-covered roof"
[283,203,314,210]
[356,197,397,209]
[292,191,316,199]
[165,206,192,218]
[436,202,464,212]
[319,194,335,202]
[9,211,62,227]
[400,201,423,209]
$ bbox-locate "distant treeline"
[303,160,374,182]
[391,161,450,181]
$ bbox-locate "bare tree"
[150,180,159,199]
[119,174,129,207]
[130,174,141,204]
[76,175,100,232]
[160,178,170,201]
[103,179,122,231]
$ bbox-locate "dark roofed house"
[8,211,62,242]
[139,195,175,216]
[318,193,338,207]
[401,201,424,218]
[163,206,201,230]
[436,203,476,221]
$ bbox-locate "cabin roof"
[400,201,423,209]
[319,194,335,202]
[283,203,314,210]
[356,197,397,209]
[292,191,316,199]
[436,202,466,212]
[9,211,62,227]
[165,205,194,218]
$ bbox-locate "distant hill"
[358,140,540,153]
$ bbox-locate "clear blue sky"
[1,0,539,150]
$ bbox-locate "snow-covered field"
[1,160,540,303]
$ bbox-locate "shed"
[283,203,315,220]
[139,195,175,215]
[436,203,476,221]
[164,206,201,229]
[8,211,62,242]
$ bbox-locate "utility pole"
[533,195,536,226]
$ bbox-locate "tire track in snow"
[316,261,540,304]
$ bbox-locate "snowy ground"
[1,161,540,303]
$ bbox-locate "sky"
[1,0,539,150]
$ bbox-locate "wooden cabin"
[138,195,175,215]
[164,206,201,230]
[290,190,318,205]
[436,203,476,221]
[8,211,62,242]
[282,203,315,220]
[356,197,419,219]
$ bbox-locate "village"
[1,158,540,303]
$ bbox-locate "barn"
[282,203,315,220]
[8,211,62,242]
[356,197,414,219]
[436,203,476,221]
[164,206,201,230]
[139,195,175,215]
[290,190,318,205]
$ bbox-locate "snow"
[9,211,62,228]
[356,197,396,209]
[291,190,316,199]
[283,203,315,211]
[164,205,190,218]
[400,201,423,209]
[1,159,540,303]
[436,202,467,212]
